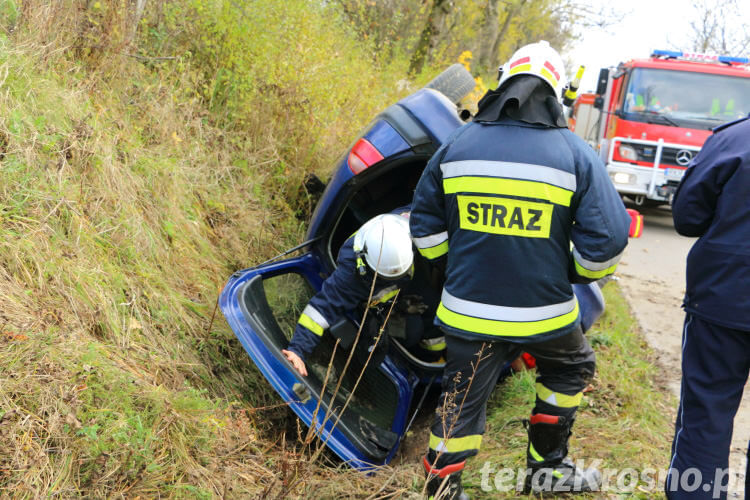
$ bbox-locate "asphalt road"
[617,205,748,498]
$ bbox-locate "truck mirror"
[595,68,609,96]
[594,96,604,110]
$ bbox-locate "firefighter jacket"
[672,116,750,331]
[287,212,413,360]
[410,118,630,343]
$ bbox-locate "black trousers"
[428,326,596,467]
[666,314,750,500]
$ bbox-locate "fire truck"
[569,50,750,206]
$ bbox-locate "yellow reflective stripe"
[529,443,545,462]
[536,383,583,408]
[443,176,573,207]
[574,260,618,279]
[554,469,564,479]
[436,301,579,337]
[417,240,449,260]
[540,67,559,90]
[369,288,400,307]
[429,432,482,453]
[509,63,532,75]
[298,313,324,337]
[423,341,446,351]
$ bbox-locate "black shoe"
[523,413,601,494]
[422,455,470,500]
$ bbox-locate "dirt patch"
[618,206,748,498]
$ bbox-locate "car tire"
[424,64,476,105]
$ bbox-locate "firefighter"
[410,41,630,498]
[666,115,750,499]
[283,209,444,376]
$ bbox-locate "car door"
[219,252,413,470]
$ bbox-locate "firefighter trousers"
[428,325,596,467]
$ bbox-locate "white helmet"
[497,40,566,98]
[353,214,413,279]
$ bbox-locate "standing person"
[666,115,750,499]
[410,40,630,498]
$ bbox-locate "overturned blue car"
[218,65,606,470]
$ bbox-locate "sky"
[567,0,750,92]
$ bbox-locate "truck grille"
[623,142,697,167]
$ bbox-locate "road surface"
[618,205,748,498]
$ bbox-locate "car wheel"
[424,63,476,105]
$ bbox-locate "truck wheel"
[424,64,476,105]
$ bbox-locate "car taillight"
[618,143,638,162]
[347,138,384,174]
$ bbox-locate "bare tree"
[474,0,620,75]
[686,0,750,54]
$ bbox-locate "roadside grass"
[460,283,676,499]
[0,2,420,495]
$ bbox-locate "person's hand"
[402,294,429,314]
[282,349,308,377]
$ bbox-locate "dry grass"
[0,1,424,497]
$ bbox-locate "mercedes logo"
[675,150,694,166]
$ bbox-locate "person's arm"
[568,137,631,283]
[410,145,449,262]
[284,241,366,374]
[672,131,741,237]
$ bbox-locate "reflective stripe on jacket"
[410,118,630,342]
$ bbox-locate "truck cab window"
[622,68,750,130]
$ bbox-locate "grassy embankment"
[0,1,673,498]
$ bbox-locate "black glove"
[399,294,429,315]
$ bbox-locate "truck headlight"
[618,144,638,162]
[613,172,634,184]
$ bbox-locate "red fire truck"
[569,50,750,206]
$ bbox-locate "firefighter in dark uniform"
[666,115,750,499]
[283,209,445,375]
[410,41,631,498]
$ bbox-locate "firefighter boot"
[523,413,601,494]
[422,455,470,500]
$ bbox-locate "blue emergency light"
[652,49,683,58]
[651,49,749,64]
[718,55,750,64]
